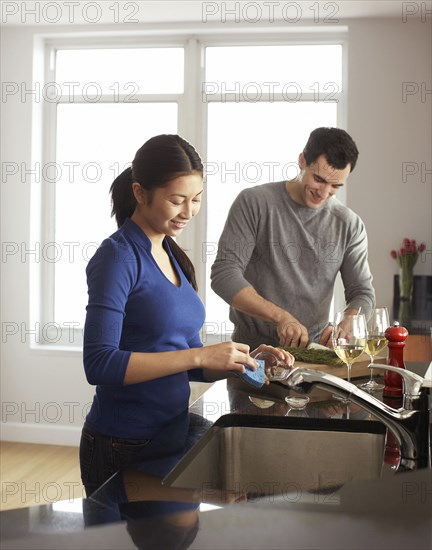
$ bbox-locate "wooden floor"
[0,442,83,512]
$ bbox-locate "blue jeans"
[79,423,151,497]
[79,412,212,497]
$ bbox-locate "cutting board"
[294,358,383,380]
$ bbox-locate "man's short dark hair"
[303,127,359,172]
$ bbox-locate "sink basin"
[163,414,387,497]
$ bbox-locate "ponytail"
[110,167,134,228]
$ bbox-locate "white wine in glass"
[360,307,389,392]
[331,312,367,383]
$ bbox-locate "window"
[54,102,178,327]
[55,48,184,94]
[35,35,344,347]
[38,45,183,345]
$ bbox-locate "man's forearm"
[231,284,309,348]
[231,286,289,325]
[344,307,363,315]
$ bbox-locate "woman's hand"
[250,344,295,368]
[198,342,294,385]
[198,341,258,374]
[250,344,295,385]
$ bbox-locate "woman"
[80,134,293,496]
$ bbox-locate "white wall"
[347,17,431,307]
[1,15,431,445]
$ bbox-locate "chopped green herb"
[280,347,344,367]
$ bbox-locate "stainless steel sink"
[163,414,387,497]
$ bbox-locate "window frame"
[31,28,348,350]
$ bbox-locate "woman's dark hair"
[110,135,203,290]
[302,127,359,172]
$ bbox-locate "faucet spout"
[285,367,430,472]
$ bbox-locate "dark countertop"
[1,363,431,550]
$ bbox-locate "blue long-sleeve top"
[83,217,206,439]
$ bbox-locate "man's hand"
[318,324,334,348]
[230,287,309,348]
[276,313,309,348]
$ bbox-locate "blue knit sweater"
[83,218,206,439]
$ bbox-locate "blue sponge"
[235,359,265,388]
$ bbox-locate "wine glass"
[360,307,389,392]
[331,312,367,383]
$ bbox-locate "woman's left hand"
[250,344,295,368]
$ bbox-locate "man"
[210,127,375,349]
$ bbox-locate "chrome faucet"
[284,365,431,472]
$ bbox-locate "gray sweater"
[210,181,375,349]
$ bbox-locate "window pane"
[205,101,338,330]
[205,45,342,94]
[54,102,178,327]
[55,48,184,95]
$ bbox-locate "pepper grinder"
[383,321,409,398]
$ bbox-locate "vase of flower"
[398,265,414,327]
[391,238,425,327]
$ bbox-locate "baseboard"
[1,422,82,446]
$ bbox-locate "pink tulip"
[391,238,425,268]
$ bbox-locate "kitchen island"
[1,363,431,550]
